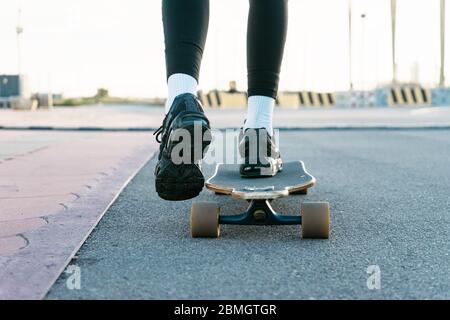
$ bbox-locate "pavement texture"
[0,131,157,299]
[47,129,450,299]
[3,105,450,129]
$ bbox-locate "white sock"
[165,73,198,114]
[243,95,275,136]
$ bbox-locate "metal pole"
[348,0,353,90]
[440,0,446,87]
[391,0,397,84]
[360,13,366,91]
[16,8,23,75]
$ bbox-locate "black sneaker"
[154,93,211,200]
[238,128,283,177]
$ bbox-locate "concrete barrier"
[197,90,209,108]
[335,91,376,108]
[201,86,448,108]
[203,90,337,108]
[299,91,335,107]
[207,90,221,107]
[431,88,450,106]
[276,92,300,108]
[202,90,246,108]
[218,91,247,107]
[276,91,335,108]
[387,85,431,106]
[374,89,388,107]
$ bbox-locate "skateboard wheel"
[191,202,220,238]
[301,202,330,239]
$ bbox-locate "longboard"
[190,161,330,239]
[205,161,315,200]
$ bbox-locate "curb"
[2,125,450,132]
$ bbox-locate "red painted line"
[0,132,157,299]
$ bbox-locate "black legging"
[162,0,288,99]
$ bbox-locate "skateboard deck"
[205,161,316,200]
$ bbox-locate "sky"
[0,0,448,97]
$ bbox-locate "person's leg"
[240,0,288,177]
[155,0,211,201]
[163,0,209,112]
[244,0,288,136]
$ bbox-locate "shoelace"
[153,126,164,143]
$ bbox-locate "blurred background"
[2,1,450,299]
[0,0,448,110]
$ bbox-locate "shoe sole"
[156,122,211,201]
[155,163,206,201]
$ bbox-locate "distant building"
[0,75,20,97]
[52,93,63,101]
[0,74,33,109]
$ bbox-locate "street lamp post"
[360,13,367,91]
[391,0,397,84]
[348,0,353,90]
[16,8,23,75]
[440,0,446,87]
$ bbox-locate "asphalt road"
[47,129,450,299]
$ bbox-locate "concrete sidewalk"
[2,105,450,130]
[47,129,450,299]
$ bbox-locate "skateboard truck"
[219,199,301,225]
[191,200,329,239]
